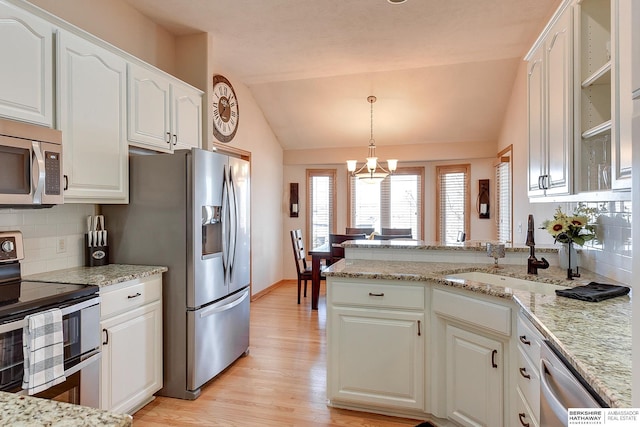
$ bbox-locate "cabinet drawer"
[515,387,539,427]
[100,276,162,318]
[330,281,424,310]
[517,345,540,419]
[432,288,511,336]
[517,314,544,364]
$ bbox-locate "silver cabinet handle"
[127,292,142,299]
[368,292,384,297]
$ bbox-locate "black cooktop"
[0,280,98,321]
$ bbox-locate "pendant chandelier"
[347,96,397,184]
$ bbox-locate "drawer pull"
[128,292,142,299]
[519,367,531,379]
[102,328,108,345]
[368,292,384,297]
[491,349,498,368]
[518,412,530,427]
[417,320,421,337]
[519,335,531,346]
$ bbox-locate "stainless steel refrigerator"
[103,148,250,400]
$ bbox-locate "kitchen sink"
[445,271,569,295]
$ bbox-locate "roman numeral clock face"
[212,75,239,142]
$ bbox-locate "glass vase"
[558,243,579,270]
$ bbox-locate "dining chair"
[381,227,412,236]
[329,233,366,265]
[290,229,321,304]
[345,227,374,235]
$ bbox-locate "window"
[306,169,336,249]
[436,164,470,244]
[348,167,423,238]
[496,146,513,243]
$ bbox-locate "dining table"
[308,241,331,310]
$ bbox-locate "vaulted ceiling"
[123,0,560,152]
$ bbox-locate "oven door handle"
[64,351,101,377]
[0,296,100,334]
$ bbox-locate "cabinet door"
[127,63,172,152]
[58,30,128,203]
[527,46,546,197]
[328,307,424,411]
[172,83,202,150]
[545,6,573,196]
[101,300,162,413]
[445,324,503,427]
[611,0,632,190]
[0,2,53,126]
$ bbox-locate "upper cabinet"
[0,1,53,126]
[526,0,632,199]
[57,29,129,203]
[127,63,202,153]
[527,3,574,197]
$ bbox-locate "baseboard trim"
[251,279,295,301]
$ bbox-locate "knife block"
[85,234,109,267]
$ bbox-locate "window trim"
[347,166,425,239]
[306,169,337,251]
[435,164,470,243]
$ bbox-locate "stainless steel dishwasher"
[539,341,605,426]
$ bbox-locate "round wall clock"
[212,74,239,142]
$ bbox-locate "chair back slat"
[290,229,307,273]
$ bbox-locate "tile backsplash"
[0,204,96,275]
[570,200,632,284]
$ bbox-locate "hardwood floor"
[133,280,424,426]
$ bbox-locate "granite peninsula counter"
[24,264,168,287]
[324,258,632,408]
[0,391,132,426]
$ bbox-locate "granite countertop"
[0,392,132,426]
[341,239,559,253]
[325,259,632,408]
[24,264,168,288]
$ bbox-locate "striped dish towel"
[22,308,66,395]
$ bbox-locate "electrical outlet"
[517,222,522,234]
[56,237,66,254]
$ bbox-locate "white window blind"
[436,165,470,244]
[307,170,336,249]
[496,156,512,243]
[349,167,423,238]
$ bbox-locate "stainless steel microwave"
[0,118,63,207]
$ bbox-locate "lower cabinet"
[327,279,425,412]
[444,323,504,427]
[100,275,163,414]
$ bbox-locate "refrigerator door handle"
[228,166,239,274]
[199,289,249,318]
[221,166,230,272]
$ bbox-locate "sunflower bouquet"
[541,206,596,246]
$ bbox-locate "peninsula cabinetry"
[432,288,512,427]
[57,29,129,203]
[0,1,53,126]
[513,312,544,427]
[327,279,425,412]
[100,275,163,414]
[127,63,202,153]
[526,1,573,197]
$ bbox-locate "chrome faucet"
[525,214,549,275]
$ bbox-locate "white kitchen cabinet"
[431,287,511,427]
[445,324,504,427]
[327,279,425,412]
[100,275,163,414]
[526,1,573,197]
[0,0,53,126]
[57,29,128,203]
[513,313,544,427]
[127,63,202,153]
